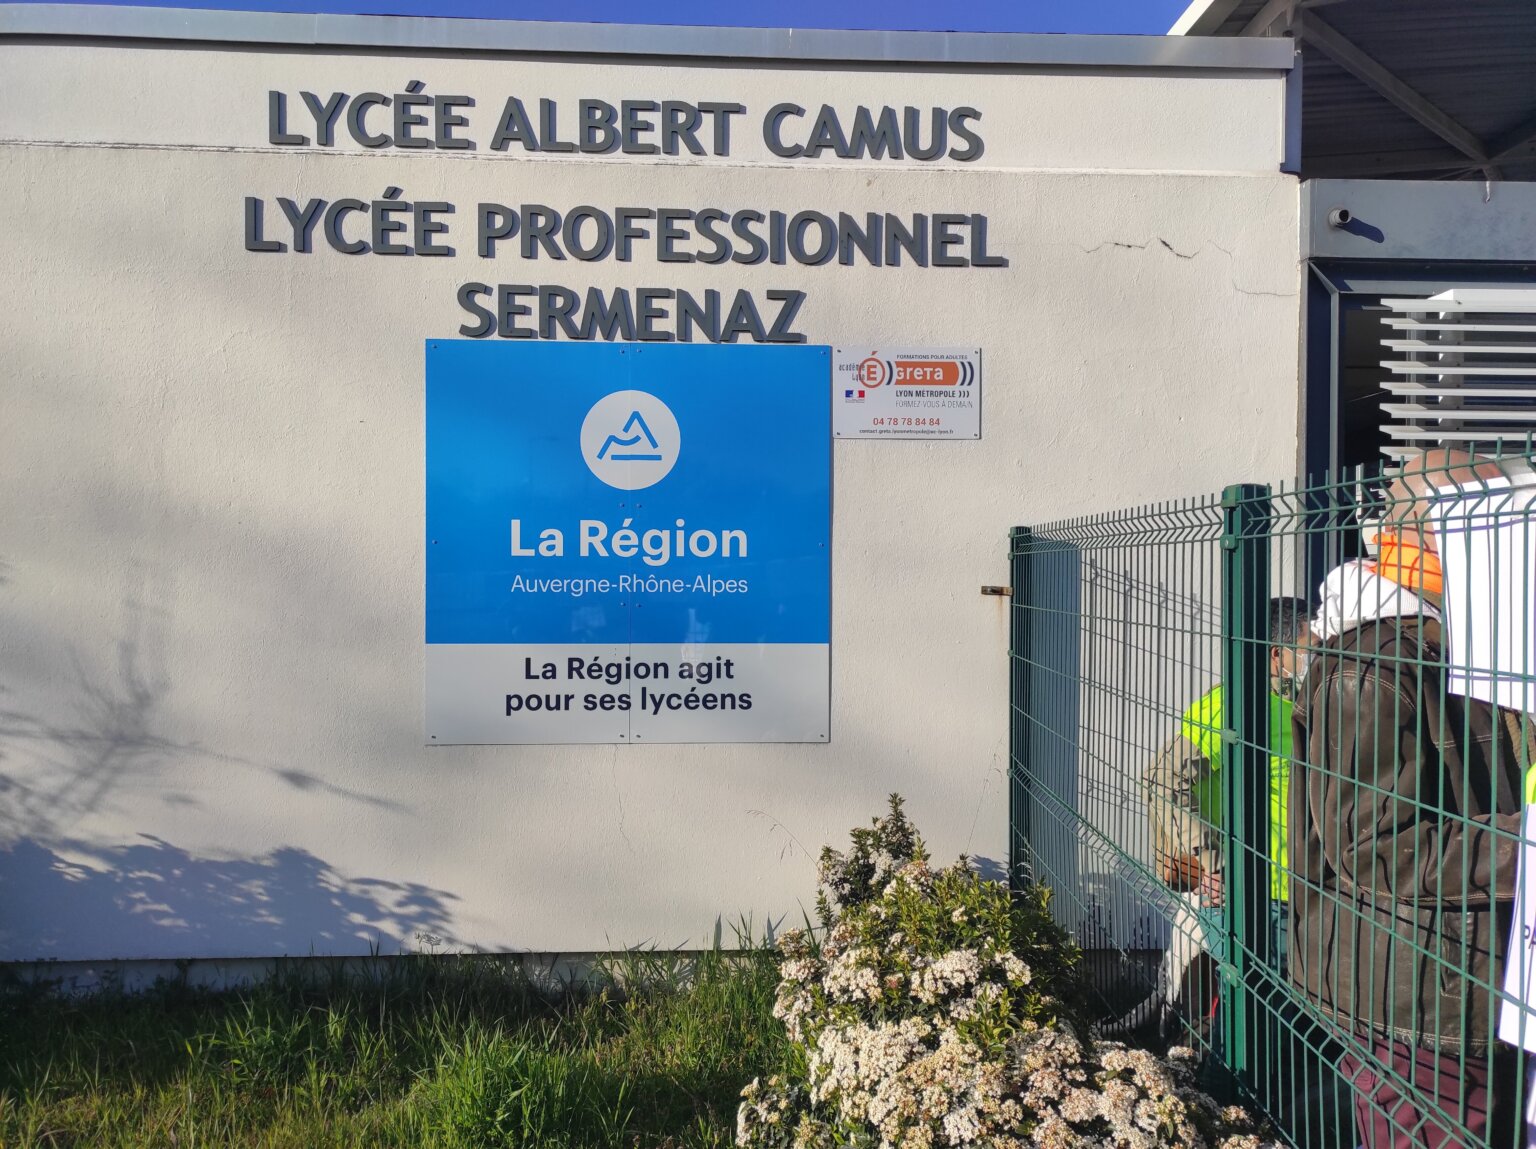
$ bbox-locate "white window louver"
[1380,288,1536,461]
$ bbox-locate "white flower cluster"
[909,949,982,1005]
[886,859,934,897]
[740,801,1281,1149]
[824,946,885,1005]
[816,845,908,912]
[994,952,1031,985]
[772,932,824,1043]
[738,1075,792,1139]
[1007,1028,1281,1149]
[950,982,1003,1022]
[807,1021,1022,1149]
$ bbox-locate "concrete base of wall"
[4,946,1169,1003]
[1,952,624,996]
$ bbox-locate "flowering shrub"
[738,796,1279,1149]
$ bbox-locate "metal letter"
[268,91,307,146]
[762,103,805,158]
[300,91,347,147]
[346,93,391,148]
[244,196,286,252]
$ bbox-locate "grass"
[0,944,789,1148]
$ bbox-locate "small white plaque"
[833,347,982,440]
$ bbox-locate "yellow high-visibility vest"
[1180,686,1294,902]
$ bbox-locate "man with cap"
[1289,449,1527,1149]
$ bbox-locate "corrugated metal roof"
[1174,0,1536,181]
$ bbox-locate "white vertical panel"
[1380,289,1536,459]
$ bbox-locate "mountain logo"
[580,390,681,490]
[597,411,663,462]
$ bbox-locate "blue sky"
[65,0,1193,35]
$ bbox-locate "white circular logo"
[580,390,681,491]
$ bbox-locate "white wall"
[0,33,1300,960]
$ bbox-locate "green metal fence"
[1009,444,1536,1148]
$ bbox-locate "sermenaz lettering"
[459,284,806,343]
[511,518,747,567]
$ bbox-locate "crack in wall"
[1079,236,1235,260]
[1078,235,1292,299]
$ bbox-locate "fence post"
[1008,526,1032,894]
[1220,484,1273,1093]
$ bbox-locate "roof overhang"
[1169,0,1536,183]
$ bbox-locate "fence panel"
[1009,443,1536,1149]
[1008,497,1229,1034]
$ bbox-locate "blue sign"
[425,341,831,744]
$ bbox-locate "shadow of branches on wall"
[0,835,459,960]
[0,576,453,962]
